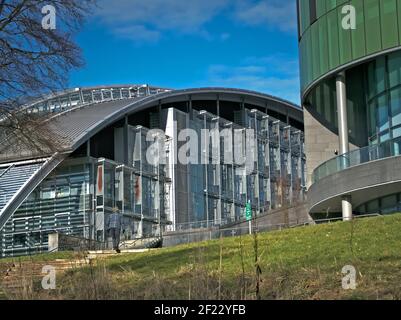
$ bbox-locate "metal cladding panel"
[47,98,141,147]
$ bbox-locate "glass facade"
[0,159,94,257]
[306,50,401,148]
[298,0,401,94]
[0,100,306,257]
[188,108,306,226]
[356,192,401,215]
[298,1,401,217]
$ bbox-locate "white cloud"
[234,0,297,32]
[94,0,297,43]
[95,0,229,42]
[206,54,300,104]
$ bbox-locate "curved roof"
[0,87,302,229]
[0,87,302,164]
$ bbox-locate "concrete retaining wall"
[163,202,312,247]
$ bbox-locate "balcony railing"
[312,136,401,184]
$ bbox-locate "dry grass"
[3,214,401,300]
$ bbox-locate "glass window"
[41,189,55,200]
[375,56,386,95]
[388,51,401,89]
[124,171,133,213]
[392,126,401,139]
[368,100,377,139]
[379,130,391,143]
[377,94,390,132]
[104,165,114,208]
[390,87,401,127]
[56,186,70,198]
[381,194,397,213]
[366,199,379,213]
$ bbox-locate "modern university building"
[297,0,401,219]
[0,86,306,257]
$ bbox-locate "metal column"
[336,72,353,221]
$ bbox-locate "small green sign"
[245,202,252,221]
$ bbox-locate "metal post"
[86,138,91,157]
[158,100,162,129]
[139,129,144,238]
[204,114,209,227]
[253,111,260,215]
[336,72,353,221]
[188,96,193,120]
[79,89,84,105]
[217,94,220,117]
[231,124,235,221]
[336,72,350,159]
[342,195,353,221]
[123,116,129,165]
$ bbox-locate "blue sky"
[69,0,300,104]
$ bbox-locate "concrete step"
[0,257,91,295]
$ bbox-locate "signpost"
[245,201,252,234]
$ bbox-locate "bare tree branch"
[0,0,96,159]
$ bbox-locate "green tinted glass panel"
[398,0,401,43]
[380,0,399,49]
[318,16,329,75]
[306,30,313,87]
[337,6,352,64]
[299,41,305,91]
[337,0,348,6]
[350,0,366,59]
[327,9,340,69]
[311,23,321,80]
[364,0,382,54]
[326,0,337,11]
[317,0,326,17]
[300,0,310,35]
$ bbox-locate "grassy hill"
[3,214,401,299]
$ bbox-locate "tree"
[0,0,95,159]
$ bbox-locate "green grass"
[7,214,401,299]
